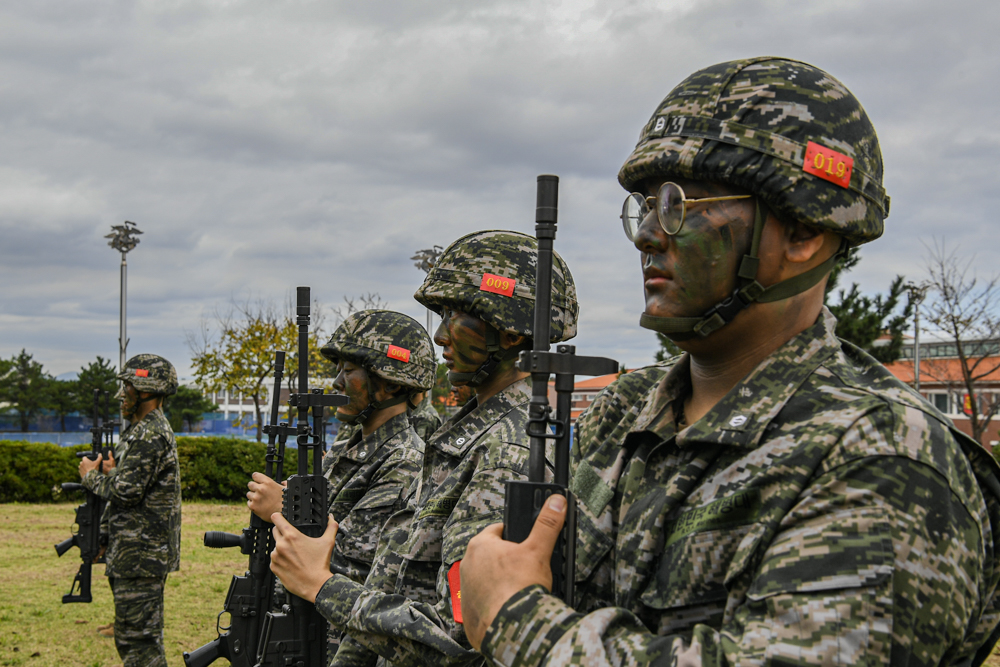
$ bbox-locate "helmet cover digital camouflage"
[320,310,435,391]
[117,354,178,396]
[413,230,579,343]
[618,57,888,246]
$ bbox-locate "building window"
[932,393,949,414]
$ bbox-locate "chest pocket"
[335,485,407,565]
[396,497,458,563]
[638,488,765,633]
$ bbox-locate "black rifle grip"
[503,481,575,605]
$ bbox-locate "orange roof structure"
[886,358,1000,384]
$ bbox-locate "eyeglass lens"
[621,182,687,241]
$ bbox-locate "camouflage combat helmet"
[320,310,435,425]
[620,57,889,341]
[413,229,579,385]
[117,354,178,396]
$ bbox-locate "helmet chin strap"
[446,324,528,388]
[337,370,411,426]
[640,199,846,342]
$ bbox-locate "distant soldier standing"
[80,354,181,667]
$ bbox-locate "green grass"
[0,501,252,666]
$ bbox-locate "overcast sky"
[1,0,998,379]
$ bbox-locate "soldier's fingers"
[271,512,291,536]
[324,515,339,540]
[476,522,504,542]
[523,494,566,556]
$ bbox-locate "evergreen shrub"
[0,437,299,503]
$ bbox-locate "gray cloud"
[1,0,999,379]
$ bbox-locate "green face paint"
[119,382,141,419]
[434,308,489,385]
[637,179,754,320]
[333,359,371,419]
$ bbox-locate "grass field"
[4,502,1000,667]
[0,501,250,667]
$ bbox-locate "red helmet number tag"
[803,141,853,189]
[387,345,411,363]
[480,273,515,297]
[135,369,149,377]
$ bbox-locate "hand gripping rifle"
[255,286,348,667]
[503,175,619,604]
[55,389,116,603]
[184,351,298,667]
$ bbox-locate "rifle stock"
[503,175,618,604]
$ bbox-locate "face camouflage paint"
[434,308,490,384]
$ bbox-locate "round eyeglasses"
[621,182,752,241]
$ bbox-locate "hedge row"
[0,437,298,503]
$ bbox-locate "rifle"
[55,389,116,603]
[184,351,297,667]
[255,286,348,667]
[503,175,618,604]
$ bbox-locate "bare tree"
[330,292,388,327]
[922,240,1000,445]
[312,293,389,378]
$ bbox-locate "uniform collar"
[429,377,531,457]
[633,308,841,450]
[345,411,412,463]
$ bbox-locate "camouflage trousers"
[110,575,168,667]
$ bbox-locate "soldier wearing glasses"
[460,57,1000,667]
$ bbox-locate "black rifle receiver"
[184,351,297,667]
[55,389,114,603]
[502,175,618,604]
[255,287,348,667]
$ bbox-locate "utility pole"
[411,245,444,344]
[906,281,930,394]
[105,221,143,373]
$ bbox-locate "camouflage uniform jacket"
[316,378,536,667]
[82,407,181,579]
[410,398,444,444]
[480,309,1000,667]
[325,411,425,585]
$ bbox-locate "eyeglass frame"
[621,181,753,240]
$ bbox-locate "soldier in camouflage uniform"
[269,230,579,666]
[79,354,181,667]
[461,58,1000,667]
[317,310,437,657]
[324,390,441,479]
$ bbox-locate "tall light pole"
[105,221,143,373]
[411,245,444,344]
[906,281,930,394]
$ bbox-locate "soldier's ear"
[500,332,528,349]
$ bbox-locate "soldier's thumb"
[525,494,566,556]
[324,515,339,543]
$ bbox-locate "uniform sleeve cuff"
[480,584,581,667]
[314,573,365,629]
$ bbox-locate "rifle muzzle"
[204,531,243,549]
[61,482,84,492]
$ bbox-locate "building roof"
[574,373,622,391]
[885,358,1000,384]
